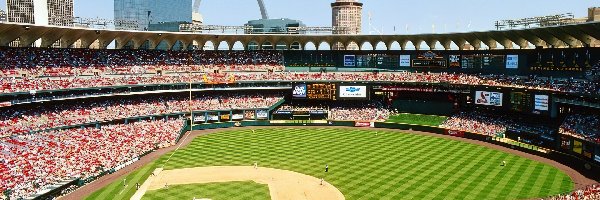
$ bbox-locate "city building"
[244,18,306,34]
[589,7,600,22]
[331,0,362,50]
[0,10,6,22]
[114,0,193,31]
[6,0,73,26]
[331,0,362,35]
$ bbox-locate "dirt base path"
[65,126,597,200]
[132,166,344,200]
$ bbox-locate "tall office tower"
[114,0,192,31]
[331,0,362,35]
[6,0,73,26]
[331,0,362,50]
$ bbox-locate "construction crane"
[193,0,269,20]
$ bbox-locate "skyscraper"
[6,0,73,26]
[114,0,150,31]
[331,0,362,50]
[331,0,362,35]
[114,0,192,31]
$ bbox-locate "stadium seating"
[0,94,283,137]
[0,119,182,199]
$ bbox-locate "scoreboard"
[306,83,337,100]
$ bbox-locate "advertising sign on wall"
[232,114,244,120]
[534,95,549,111]
[355,122,372,127]
[344,55,356,67]
[292,84,307,98]
[256,110,269,119]
[506,55,519,69]
[445,129,465,138]
[339,86,367,98]
[573,140,583,154]
[475,91,503,106]
[595,155,600,163]
[399,55,411,67]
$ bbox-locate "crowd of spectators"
[329,102,390,122]
[0,119,183,199]
[544,184,600,200]
[559,114,600,144]
[2,70,600,96]
[440,111,511,136]
[0,48,284,77]
[0,94,283,137]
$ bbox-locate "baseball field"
[85,127,574,200]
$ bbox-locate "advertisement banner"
[475,91,503,106]
[274,110,292,114]
[344,55,356,67]
[232,114,244,120]
[208,115,219,121]
[193,116,206,122]
[445,129,465,138]
[292,84,307,98]
[573,140,583,154]
[256,110,268,119]
[0,102,11,108]
[220,114,230,120]
[339,86,367,98]
[534,95,549,111]
[506,55,519,69]
[399,55,411,67]
[595,155,600,163]
[355,122,372,127]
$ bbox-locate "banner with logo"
[573,140,583,154]
[0,102,11,108]
[475,91,503,106]
[399,55,411,67]
[445,129,465,138]
[339,86,367,98]
[232,114,244,120]
[355,121,372,127]
[292,84,307,98]
[256,110,268,119]
[208,115,219,121]
[344,55,356,67]
[506,55,519,69]
[534,95,549,111]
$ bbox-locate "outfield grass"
[386,113,448,126]
[142,181,270,200]
[87,128,573,200]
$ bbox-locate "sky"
[0,0,597,34]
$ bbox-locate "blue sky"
[1,0,597,34]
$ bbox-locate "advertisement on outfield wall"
[399,55,411,67]
[339,86,368,98]
[534,95,549,111]
[344,55,356,67]
[354,121,374,127]
[573,140,583,154]
[256,110,269,119]
[292,84,307,98]
[208,115,219,121]
[232,114,244,120]
[445,129,465,138]
[475,91,503,106]
[506,55,519,69]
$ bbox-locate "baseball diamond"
[80,127,578,200]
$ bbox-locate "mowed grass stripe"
[86,128,573,200]
[434,148,500,199]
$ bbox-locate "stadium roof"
[0,21,599,50]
